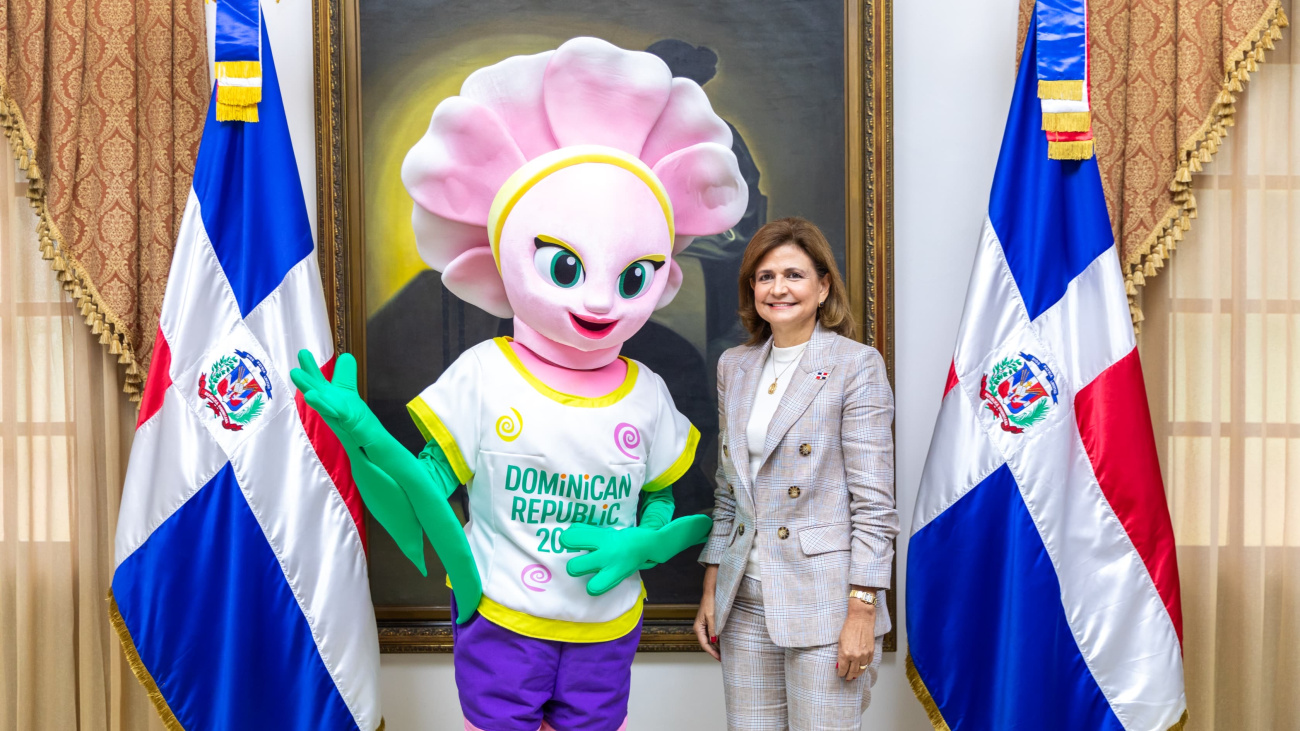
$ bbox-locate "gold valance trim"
[1124,1,1289,332]
[0,80,145,400]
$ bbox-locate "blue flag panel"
[988,22,1113,321]
[907,465,1123,730]
[111,464,358,731]
[192,18,313,317]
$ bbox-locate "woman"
[695,217,898,729]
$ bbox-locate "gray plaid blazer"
[699,323,898,648]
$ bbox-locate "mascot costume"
[293,37,747,730]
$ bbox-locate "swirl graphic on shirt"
[495,407,523,442]
[613,422,641,460]
[521,563,552,592]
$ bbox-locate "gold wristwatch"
[848,589,877,607]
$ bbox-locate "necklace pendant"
[768,380,778,395]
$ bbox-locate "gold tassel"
[109,338,122,355]
[1132,269,1146,286]
[215,102,259,123]
[213,60,260,79]
[1175,167,1193,183]
[1047,140,1094,160]
[1125,278,1137,296]
[1042,111,1091,132]
[99,330,112,345]
[216,83,261,107]
[1172,225,1184,241]
[1155,243,1167,259]
[1038,79,1085,101]
[1145,260,1157,277]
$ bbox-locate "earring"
[818,299,825,308]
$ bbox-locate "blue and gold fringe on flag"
[215,0,262,122]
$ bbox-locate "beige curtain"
[1018,0,1289,328]
[0,164,161,728]
[1138,22,1300,731]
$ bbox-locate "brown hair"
[736,217,856,345]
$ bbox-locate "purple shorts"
[450,596,640,731]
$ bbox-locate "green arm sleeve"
[417,440,461,502]
[341,444,426,572]
[637,485,676,531]
[354,427,481,622]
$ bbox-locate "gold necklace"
[767,352,800,395]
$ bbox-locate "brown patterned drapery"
[1019,0,1289,329]
[0,0,209,399]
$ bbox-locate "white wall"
[247,0,1021,726]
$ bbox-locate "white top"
[743,341,807,580]
[408,337,698,642]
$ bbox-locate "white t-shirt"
[407,337,698,643]
[744,341,807,580]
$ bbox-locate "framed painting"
[311,0,894,652]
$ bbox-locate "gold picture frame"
[310,0,894,653]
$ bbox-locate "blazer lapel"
[758,325,835,469]
[728,339,770,494]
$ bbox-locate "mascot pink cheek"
[497,163,672,366]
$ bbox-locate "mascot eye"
[534,244,585,289]
[617,260,661,300]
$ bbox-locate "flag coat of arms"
[905,6,1186,731]
[108,11,381,730]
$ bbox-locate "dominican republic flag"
[905,8,1186,731]
[108,13,381,730]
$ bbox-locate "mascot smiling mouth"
[570,313,617,337]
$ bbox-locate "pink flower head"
[401,37,747,363]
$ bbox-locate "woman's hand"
[835,591,877,682]
[694,564,721,661]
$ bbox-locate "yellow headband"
[486,145,676,270]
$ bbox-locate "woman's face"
[751,242,830,332]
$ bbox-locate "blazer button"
[738,523,746,536]
[777,527,789,540]
[723,444,729,457]
[799,443,812,456]
[728,483,735,495]
[788,486,801,498]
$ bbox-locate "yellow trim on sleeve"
[447,577,646,643]
[406,397,474,484]
[494,337,639,408]
[643,424,700,492]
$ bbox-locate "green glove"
[560,487,712,596]
[291,350,482,623]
